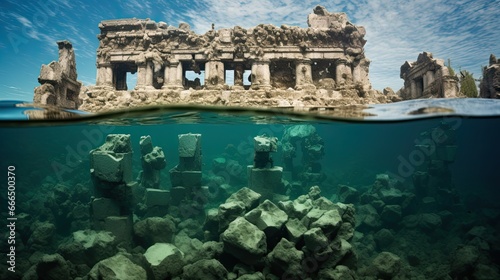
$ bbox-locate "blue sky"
[0,0,498,101]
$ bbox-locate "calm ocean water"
[1,99,500,279]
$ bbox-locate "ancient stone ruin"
[33,40,82,109]
[399,52,459,99]
[479,54,500,99]
[75,5,387,112]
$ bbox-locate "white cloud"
[122,0,152,16]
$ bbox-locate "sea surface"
[1,98,499,279]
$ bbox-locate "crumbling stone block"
[225,187,261,211]
[221,217,267,265]
[91,197,120,221]
[88,253,147,279]
[245,200,288,235]
[144,188,170,207]
[266,238,304,277]
[104,216,132,246]
[144,243,184,280]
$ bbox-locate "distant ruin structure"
[399,52,458,100]
[33,40,82,109]
[479,54,500,99]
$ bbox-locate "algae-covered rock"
[221,217,267,265]
[144,243,184,280]
[87,253,147,280]
[133,216,176,247]
[225,187,261,211]
[181,259,228,280]
[245,200,288,234]
[266,238,304,278]
[58,230,117,267]
[35,254,71,280]
[371,251,401,278]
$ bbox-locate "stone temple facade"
[76,6,392,112]
[479,54,500,99]
[399,52,459,100]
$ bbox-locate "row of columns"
[96,58,365,90]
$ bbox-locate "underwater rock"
[218,201,246,232]
[278,194,313,219]
[35,253,71,280]
[245,200,288,238]
[144,243,184,280]
[221,217,267,265]
[318,265,356,280]
[338,185,360,204]
[380,204,402,225]
[173,231,203,261]
[133,216,176,247]
[58,230,117,267]
[374,228,394,249]
[357,204,381,230]
[180,259,228,280]
[304,227,330,252]
[308,185,322,200]
[310,209,342,236]
[324,238,356,269]
[301,208,327,228]
[266,238,304,277]
[236,272,265,280]
[473,264,500,280]
[225,187,261,212]
[103,216,133,246]
[370,252,402,279]
[28,222,56,250]
[87,253,147,280]
[450,245,480,278]
[189,241,224,263]
[284,218,308,243]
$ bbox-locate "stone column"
[96,64,113,88]
[295,59,316,90]
[135,62,147,90]
[251,60,271,90]
[205,60,225,89]
[410,79,418,99]
[335,59,352,85]
[426,71,435,86]
[145,61,155,90]
[233,62,245,90]
[162,60,183,89]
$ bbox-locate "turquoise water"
[1,100,500,279]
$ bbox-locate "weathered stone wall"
[33,41,82,109]
[399,52,458,100]
[479,54,500,99]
